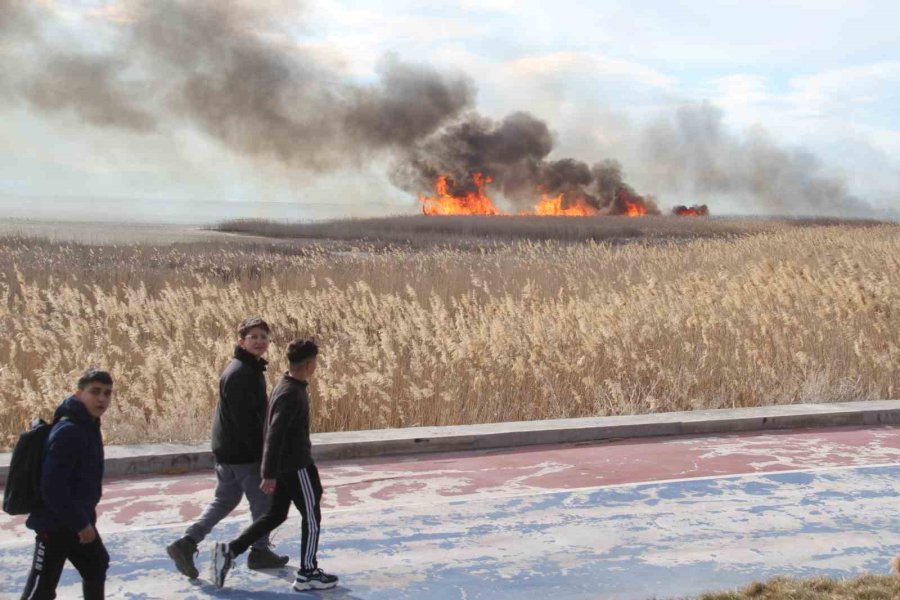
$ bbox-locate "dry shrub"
[691,573,900,599]
[0,225,898,449]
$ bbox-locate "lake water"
[0,196,413,225]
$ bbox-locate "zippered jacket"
[26,396,104,534]
[211,346,269,465]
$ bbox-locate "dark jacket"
[211,346,269,465]
[26,396,104,534]
[261,373,312,479]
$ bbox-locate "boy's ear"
[74,389,82,399]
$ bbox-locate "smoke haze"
[642,103,873,216]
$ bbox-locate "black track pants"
[229,463,323,571]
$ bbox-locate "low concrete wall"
[2,400,899,483]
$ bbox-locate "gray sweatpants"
[185,462,272,551]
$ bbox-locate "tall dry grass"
[1,225,898,449]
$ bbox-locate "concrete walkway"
[2,426,899,598]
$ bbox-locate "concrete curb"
[2,400,899,483]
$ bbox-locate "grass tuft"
[685,574,900,599]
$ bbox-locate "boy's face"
[239,327,271,358]
[75,383,113,419]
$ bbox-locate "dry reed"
[0,224,898,449]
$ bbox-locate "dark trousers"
[229,463,323,571]
[20,528,109,600]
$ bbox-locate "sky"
[0,0,898,223]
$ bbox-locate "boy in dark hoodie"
[166,317,288,579]
[212,339,338,591]
[20,368,113,600]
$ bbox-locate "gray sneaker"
[247,546,290,570]
[166,536,199,579]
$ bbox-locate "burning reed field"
[0,216,898,450]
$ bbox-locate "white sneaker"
[210,542,233,589]
[293,567,339,590]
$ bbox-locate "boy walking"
[166,317,288,578]
[20,369,113,600]
[212,339,338,591]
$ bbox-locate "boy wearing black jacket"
[212,339,338,591]
[20,369,113,600]
[167,317,288,579]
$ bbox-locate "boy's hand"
[78,525,97,544]
[260,479,276,495]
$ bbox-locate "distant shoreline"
[0,218,229,244]
[0,216,212,228]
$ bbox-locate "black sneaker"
[210,542,233,589]
[247,546,290,570]
[293,568,339,591]
[166,536,199,579]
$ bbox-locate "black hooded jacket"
[211,346,268,464]
[26,396,104,534]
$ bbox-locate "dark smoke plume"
[392,115,659,214]
[26,54,157,132]
[0,0,32,37]
[0,0,34,99]
[390,111,553,195]
[0,0,474,171]
[643,103,875,217]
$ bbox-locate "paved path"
[1,426,899,599]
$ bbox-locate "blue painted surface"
[1,465,898,599]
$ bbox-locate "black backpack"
[2,416,67,516]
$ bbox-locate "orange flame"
[526,194,598,216]
[621,198,648,217]
[420,174,664,217]
[419,173,501,215]
[673,204,710,217]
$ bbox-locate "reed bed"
[216,215,886,246]
[1,225,898,449]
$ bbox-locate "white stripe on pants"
[298,467,320,571]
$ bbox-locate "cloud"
[458,0,516,12]
[505,51,675,90]
[707,64,900,125]
[786,62,900,119]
